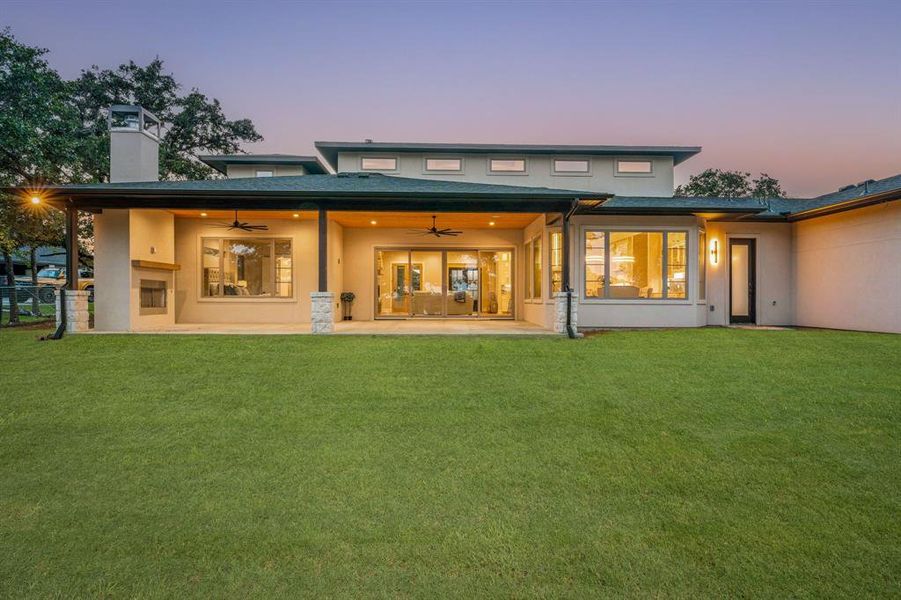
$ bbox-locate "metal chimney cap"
[108,105,161,140]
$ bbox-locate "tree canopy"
[675,169,787,198]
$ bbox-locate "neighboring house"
[0,246,66,278]
[19,105,901,334]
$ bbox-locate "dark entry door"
[729,238,756,324]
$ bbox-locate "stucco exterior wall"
[341,226,524,321]
[173,217,317,324]
[792,201,900,333]
[336,152,674,197]
[225,164,306,178]
[572,215,707,328]
[129,210,176,331]
[93,209,132,331]
[704,221,793,327]
[93,209,176,331]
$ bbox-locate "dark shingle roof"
[198,154,328,175]
[593,196,767,214]
[39,173,600,199]
[315,141,702,169]
[812,173,901,204]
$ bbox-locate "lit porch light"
[488,221,496,226]
[710,239,719,265]
[30,195,41,205]
[370,220,377,225]
[293,213,300,218]
[200,212,208,217]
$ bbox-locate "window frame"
[423,156,464,174]
[581,228,691,302]
[548,228,563,295]
[524,236,543,301]
[614,158,655,177]
[488,157,528,175]
[552,157,591,176]
[199,236,295,302]
[360,155,399,172]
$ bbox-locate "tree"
[0,28,79,324]
[675,169,787,198]
[0,196,23,325]
[0,28,81,184]
[70,59,263,181]
[751,173,786,198]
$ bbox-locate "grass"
[1,327,898,598]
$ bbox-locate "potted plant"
[340,291,355,320]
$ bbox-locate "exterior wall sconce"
[30,195,41,205]
[710,239,719,265]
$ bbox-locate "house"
[20,105,901,334]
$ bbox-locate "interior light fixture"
[200,212,208,217]
[710,239,719,265]
[488,221,496,226]
[370,220,377,225]
[293,213,300,218]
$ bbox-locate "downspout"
[563,199,580,339]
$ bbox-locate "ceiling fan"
[213,210,269,232]
[408,215,462,237]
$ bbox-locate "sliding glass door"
[410,250,443,316]
[479,250,513,317]
[375,248,513,319]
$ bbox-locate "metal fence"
[0,285,57,326]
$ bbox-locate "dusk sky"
[3,0,900,197]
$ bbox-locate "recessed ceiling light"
[492,215,500,219]
[488,221,496,226]
[200,212,208,217]
[370,220,377,225]
[293,213,300,218]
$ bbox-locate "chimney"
[109,105,160,182]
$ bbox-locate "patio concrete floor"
[92,320,555,335]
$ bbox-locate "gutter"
[787,190,901,221]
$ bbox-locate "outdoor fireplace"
[139,279,167,315]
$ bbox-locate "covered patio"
[33,172,601,336]
[86,319,554,335]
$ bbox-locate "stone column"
[310,291,335,334]
[56,289,91,333]
[553,291,578,335]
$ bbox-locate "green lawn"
[1,328,899,598]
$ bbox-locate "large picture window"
[583,230,689,300]
[202,238,293,298]
[584,231,606,298]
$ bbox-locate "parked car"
[16,267,95,302]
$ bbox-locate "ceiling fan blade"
[438,229,463,235]
[243,225,269,230]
